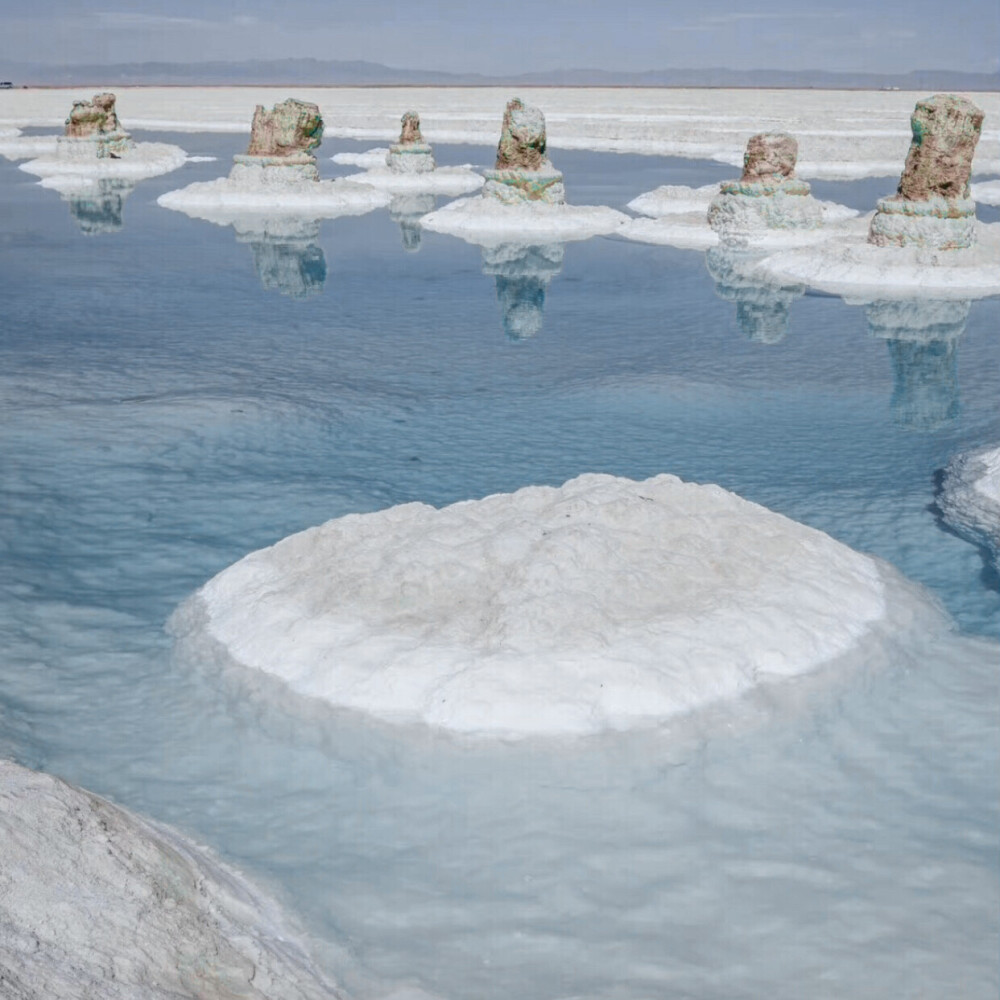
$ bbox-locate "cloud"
[94,11,210,28]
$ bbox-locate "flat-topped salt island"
[168,472,955,738]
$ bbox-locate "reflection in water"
[481,243,565,341]
[705,246,805,344]
[865,299,970,431]
[232,217,327,298]
[54,178,134,235]
[388,194,436,253]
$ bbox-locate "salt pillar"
[483,99,565,205]
[386,111,435,174]
[59,93,134,159]
[231,98,324,186]
[708,132,820,243]
[868,94,984,250]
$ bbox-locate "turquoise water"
[1,134,997,998]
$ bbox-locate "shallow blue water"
[1,133,997,998]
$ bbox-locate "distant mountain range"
[3,60,998,91]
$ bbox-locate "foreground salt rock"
[937,446,1000,562]
[869,94,984,250]
[19,92,187,183]
[420,99,627,244]
[623,133,857,251]
[168,472,923,738]
[158,98,389,220]
[0,759,337,1000]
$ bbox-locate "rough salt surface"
[419,195,627,245]
[757,220,1000,299]
[970,179,1000,206]
[339,164,483,196]
[621,198,859,251]
[938,446,1000,560]
[0,760,337,1000]
[158,172,389,220]
[331,147,391,168]
[18,141,188,182]
[175,473,894,737]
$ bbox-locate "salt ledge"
[419,196,628,245]
[339,164,484,196]
[19,141,188,182]
[173,473,900,737]
[756,221,1000,299]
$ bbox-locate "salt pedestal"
[708,132,822,243]
[230,98,325,187]
[385,111,435,174]
[868,94,984,250]
[483,99,566,205]
[57,93,134,160]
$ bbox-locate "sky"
[1,0,997,75]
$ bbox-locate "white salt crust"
[970,179,1000,206]
[419,196,629,245]
[157,175,390,221]
[621,203,861,251]
[18,141,188,182]
[0,760,337,1000]
[0,132,59,160]
[339,165,484,196]
[938,446,1000,559]
[331,147,391,168]
[177,473,896,738]
[757,220,1000,299]
[2,89,998,176]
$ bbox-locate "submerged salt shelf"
[169,473,944,737]
[421,195,628,244]
[938,446,1000,561]
[0,760,336,1000]
[758,221,1000,299]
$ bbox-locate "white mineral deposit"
[0,760,338,1000]
[166,472,960,738]
[158,98,389,220]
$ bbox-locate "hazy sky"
[2,0,997,74]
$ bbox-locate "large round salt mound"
[179,474,895,736]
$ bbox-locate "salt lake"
[1,96,998,997]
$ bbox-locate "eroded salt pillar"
[386,111,435,174]
[868,94,984,250]
[483,99,565,205]
[707,132,820,243]
[231,98,324,186]
[59,93,134,159]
